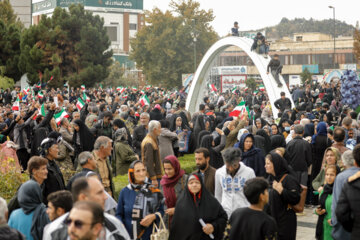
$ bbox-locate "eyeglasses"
[64,218,93,229]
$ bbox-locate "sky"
[144,0,360,36]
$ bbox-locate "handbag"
[150,212,169,240]
[279,174,306,213]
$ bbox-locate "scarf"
[312,122,327,144]
[316,183,334,239]
[160,155,185,208]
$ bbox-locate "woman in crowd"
[112,128,138,176]
[8,178,50,240]
[265,152,301,240]
[255,129,272,155]
[169,114,192,154]
[116,160,164,240]
[169,173,227,240]
[312,147,341,194]
[72,119,95,162]
[200,128,226,169]
[160,155,187,226]
[270,123,281,136]
[238,133,265,176]
[315,165,338,240]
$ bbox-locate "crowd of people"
[0,78,359,240]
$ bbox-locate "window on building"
[345,53,355,63]
[296,36,303,42]
[105,26,118,42]
[129,23,137,30]
[293,54,308,65]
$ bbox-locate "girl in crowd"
[312,147,341,194]
[116,160,164,240]
[160,155,187,226]
[169,173,227,240]
[265,152,301,240]
[315,165,338,240]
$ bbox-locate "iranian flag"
[48,76,54,82]
[23,87,30,95]
[140,90,145,95]
[231,87,237,94]
[207,83,217,92]
[146,85,152,90]
[76,97,85,110]
[12,97,20,111]
[132,86,138,91]
[81,85,85,90]
[36,82,41,88]
[253,90,259,96]
[229,101,249,119]
[259,84,265,91]
[117,87,125,94]
[34,104,47,119]
[37,91,44,99]
[139,95,150,106]
[54,109,69,125]
[122,95,128,99]
[244,87,248,92]
[83,92,90,102]
[99,84,103,90]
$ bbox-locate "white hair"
[342,150,355,167]
[148,120,161,133]
[140,112,150,119]
[0,197,7,222]
[94,136,112,150]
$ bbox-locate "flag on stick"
[54,109,69,125]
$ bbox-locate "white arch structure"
[186,36,294,118]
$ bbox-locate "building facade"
[219,32,357,84]
[31,0,144,69]
[9,0,32,28]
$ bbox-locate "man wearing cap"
[41,132,66,203]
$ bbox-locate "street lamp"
[191,19,198,74]
[329,6,336,68]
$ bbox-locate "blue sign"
[302,65,319,74]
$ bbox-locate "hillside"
[261,18,355,39]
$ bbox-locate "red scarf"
[160,155,185,208]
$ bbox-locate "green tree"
[130,0,218,88]
[19,4,112,88]
[102,61,125,87]
[300,68,312,85]
[0,0,22,83]
[0,66,14,89]
[245,78,257,93]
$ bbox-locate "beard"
[197,163,207,171]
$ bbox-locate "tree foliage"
[19,4,113,88]
[300,68,312,85]
[0,0,22,82]
[130,0,218,88]
[245,78,257,93]
[262,18,355,39]
[0,66,15,89]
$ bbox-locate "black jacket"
[267,59,281,72]
[132,125,147,155]
[274,98,292,112]
[43,159,65,204]
[336,174,360,239]
[0,225,25,240]
[149,108,163,121]
[286,136,312,172]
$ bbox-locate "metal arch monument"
[186,36,294,118]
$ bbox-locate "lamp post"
[191,19,197,74]
[329,6,336,68]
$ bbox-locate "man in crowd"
[46,190,73,221]
[332,127,349,154]
[132,112,150,156]
[85,104,99,129]
[267,54,283,87]
[92,136,115,197]
[215,147,256,217]
[193,148,216,195]
[231,21,239,36]
[141,120,162,188]
[93,111,113,139]
[0,197,24,240]
[274,92,292,114]
[43,176,130,240]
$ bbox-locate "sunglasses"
[64,218,93,229]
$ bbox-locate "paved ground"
[296,206,318,240]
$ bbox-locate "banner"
[221,75,246,93]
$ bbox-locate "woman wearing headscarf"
[265,152,301,240]
[315,165,338,240]
[170,114,192,154]
[72,119,95,161]
[158,120,178,160]
[256,129,272,155]
[312,147,341,194]
[112,128,138,176]
[8,179,50,240]
[237,133,265,176]
[116,160,164,240]
[311,122,333,181]
[224,119,246,149]
[199,129,226,169]
[303,122,315,143]
[113,118,132,146]
[160,155,187,226]
[169,173,227,240]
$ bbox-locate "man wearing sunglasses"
[66,201,104,240]
[43,176,130,240]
